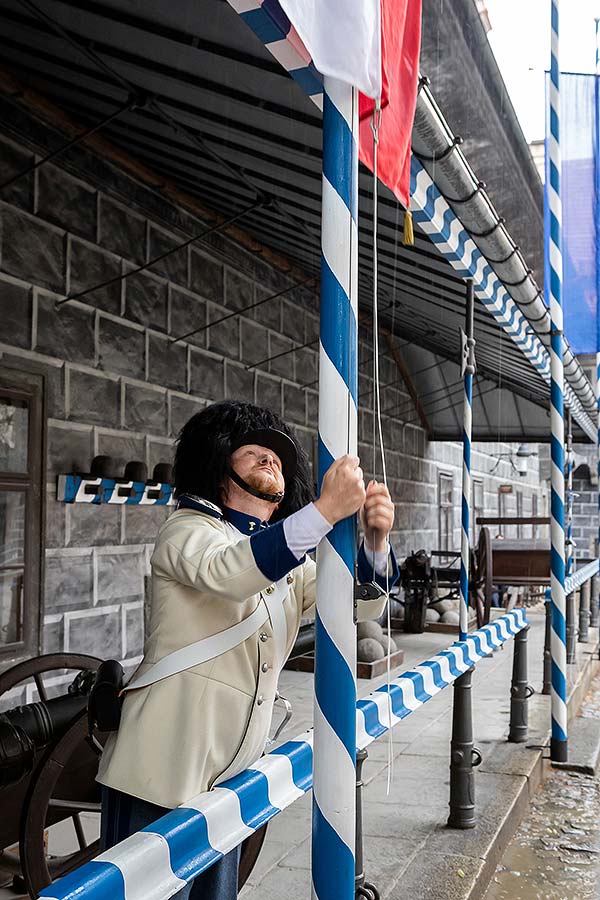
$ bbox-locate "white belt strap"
[260,578,289,674]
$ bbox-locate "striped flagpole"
[548,0,568,763]
[312,76,358,900]
[459,280,475,641]
[566,413,573,578]
[595,18,600,560]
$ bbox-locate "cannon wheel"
[470,527,493,628]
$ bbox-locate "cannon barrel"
[0,675,93,791]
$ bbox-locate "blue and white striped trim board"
[40,609,527,900]
[56,474,175,505]
[226,0,596,442]
[564,559,599,596]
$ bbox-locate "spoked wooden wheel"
[0,653,101,898]
[469,527,493,628]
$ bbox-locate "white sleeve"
[283,502,332,560]
[362,540,390,577]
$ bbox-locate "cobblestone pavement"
[485,675,600,900]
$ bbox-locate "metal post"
[509,626,532,742]
[355,749,379,900]
[542,590,552,695]
[312,76,358,900]
[447,667,482,829]
[459,279,475,642]
[591,573,600,628]
[566,590,577,663]
[578,579,591,642]
[547,0,568,763]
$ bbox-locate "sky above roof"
[485,0,600,142]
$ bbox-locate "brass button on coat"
[261,663,269,673]
[257,695,264,706]
[286,574,294,584]
[259,631,268,642]
[265,585,274,595]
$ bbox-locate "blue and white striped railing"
[39,610,527,900]
[57,474,174,505]
[564,559,600,596]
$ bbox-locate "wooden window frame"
[471,477,484,543]
[0,367,45,666]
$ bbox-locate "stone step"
[552,715,600,776]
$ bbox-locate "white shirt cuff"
[283,502,333,560]
[363,540,389,577]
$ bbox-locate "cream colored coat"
[97,506,386,809]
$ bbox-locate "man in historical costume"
[97,400,398,899]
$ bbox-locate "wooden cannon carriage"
[0,654,265,898]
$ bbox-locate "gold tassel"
[402,208,414,246]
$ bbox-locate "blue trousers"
[100,786,241,899]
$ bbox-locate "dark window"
[0,368,44,663]
[438,472,454,556]
[471,478,484,543]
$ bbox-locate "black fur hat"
[173,401,314,521]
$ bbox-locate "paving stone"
[0,135,34,210]
[148,226,188,285]
[98,316,146,380]
[552,714,600,775]
[37,165,97,241]
[189,348,225,401]
[69,369,120,427]
[125,270,168,332]
[124,383,168,434]
[68,503,121,547]
[0,279,32,349]
[1,206,65,293]
[170,393,206,436]
[225,361,254,402]
[69,239,122,315]
[47,424,93,476]
[45,552,93,612]
[67,608,121,658]
[170,288,207,347]
[98,196,146,264]
[148,333,188,392]
[190,250,224,303]
[96,550,145,604]
[36,293,95,363]
[386,851,484,900]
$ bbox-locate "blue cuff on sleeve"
[357,541,400,591]
[250,520,304,582]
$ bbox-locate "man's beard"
[245,467,283,496]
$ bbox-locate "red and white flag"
[278,0,422,207]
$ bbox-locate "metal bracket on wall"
[57,474,175,505]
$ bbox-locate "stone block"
[46,493,66,549]
[97,550,145,604]
[124,604,145,657]
[255,373,282,415]
[98,317,145,380]
[0,136,34,210]
[67,608,121,658]
[170,288,207,347]
[37,165,97,241]
[148,438,175,474]
[240,318,268,367]
[304,312,319,344]
[148,226,188,286]
[225,361,255,402]
[124,505,168,545]
[148,333,188,392]
[268,333,294,379]
[45,552,93,612]
[98,197,146,264]
[69,239,122,315]
[47,424,93,476]
[283,382,305,425]
[96,432,146,472]
[279,299,302,340]
[224,269,253,311]
[207,308,240,359]
[305,390,318,427]
[43,617,64,654]
[125,270,168,332]
[125,383,168,433]
[68,503,121,547]
[253,285,281,330]
[170,393,205,436]
[295,347,317,386]
[189,348,225,400]
[36,293,95,364]
[190,250,224,303]
[0,279,32,349]
[69,369,120,427]
[2,207,65,293]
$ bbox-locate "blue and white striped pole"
[595,18,600,560]
[566,413,573,578]
[548,0,568,763]
[312,76,358,900]
[460,280,475,641]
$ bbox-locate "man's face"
[229,444,285,496]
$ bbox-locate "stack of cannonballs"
[357,620,398,663]
[389,594,475,626]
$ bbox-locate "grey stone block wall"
[0,116,547,669]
